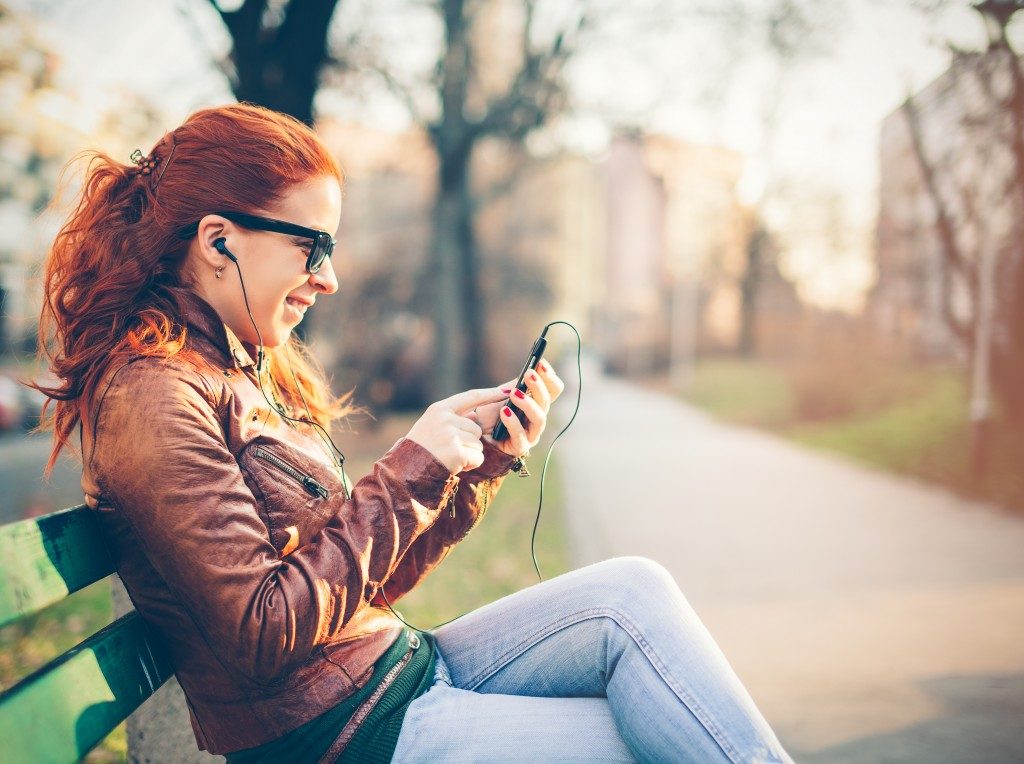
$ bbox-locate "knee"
[587,556,682,607]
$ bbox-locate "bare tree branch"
[473,7,586,140]
[900,91,976,346]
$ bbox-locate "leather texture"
[78,287,517,754]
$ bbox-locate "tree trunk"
[739,226,765,357]
[219,0,341,130]
[427,148,489,401]
[990,35,1024,423]
[424,0,491,400]
[969,235,998,480]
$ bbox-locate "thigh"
[391,684,636,763]
[431,557,688,696]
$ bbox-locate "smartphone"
[492,329,548,442]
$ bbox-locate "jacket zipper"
[448,482,460,518]
[454,477,493,543]
[252,446,330,499]
[317,634,419,763]
[459,458,521,537]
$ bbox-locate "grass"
[680,357,1024,511]
[1,411,567,761]
[684,359,795,429]
[0,579,125,762]
[0,580,115,693]
[788,372,968,479]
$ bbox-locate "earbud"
[213,237,237,262]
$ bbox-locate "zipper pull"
[439,474,460,517]
[449,482,460,518]
[510,456,530,477]
[337,455,351,502]
[302,476,329,499]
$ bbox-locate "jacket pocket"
[240,441,343,556]
[252,446,330,500]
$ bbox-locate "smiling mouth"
[285,296,312,311]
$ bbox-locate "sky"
[10,0,1002,312]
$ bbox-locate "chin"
[262,330,290,348]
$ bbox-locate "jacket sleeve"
[90,359,456,686]
[371,438,518,606]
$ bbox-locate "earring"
[215,267,224,279]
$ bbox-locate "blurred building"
[601,131,754,375]
[871,49,1016,360]
[474,130,758,378]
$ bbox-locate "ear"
[193,215,233,270]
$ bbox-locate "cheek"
[250,269,293,313]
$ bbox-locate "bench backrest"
[0,505,172,762]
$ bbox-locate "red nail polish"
[513,389,526,399]
[501,387,512,393]
[503,406,512,417]
[538,360,547,372]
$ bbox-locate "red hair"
[28,102,361,478]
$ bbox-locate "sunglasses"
[178,211,336,273]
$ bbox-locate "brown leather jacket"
[79,287,517,754]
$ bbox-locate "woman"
[32,103,792,762]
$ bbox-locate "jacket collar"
[173,287,258,370]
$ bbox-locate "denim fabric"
[391,557,792,763]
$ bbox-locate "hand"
[405,386,511,474]
[467,359,565,459]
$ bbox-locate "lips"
[285,296,314,309]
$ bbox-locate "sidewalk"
[556,360,1024,762]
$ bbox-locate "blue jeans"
[391,557,792,763]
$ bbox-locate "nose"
[309,254,339,295]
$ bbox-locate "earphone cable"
[379,322,582,632]
[229,257,582,632]
[230,257,352,498]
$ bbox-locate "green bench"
[0,504,173,762]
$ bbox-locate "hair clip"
[129,148,161,176]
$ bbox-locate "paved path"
[0,431,85,524]
[556,359,1024,763]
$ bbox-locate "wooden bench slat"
[0,505,114,628]
[0,610,173,763]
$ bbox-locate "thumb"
[443,386,509,415]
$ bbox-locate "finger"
[459,431,484,459]
[444,386,511,415]
[509,395,544,444]
[509,385,545,430]
[460,428,484,449]
[464,443,486,471]
[535,359,565,402]
[455,414,483,440]
[499,405,532,453]
[522,367,551,410]
[473,400,503,427]
[487,377,528,422]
